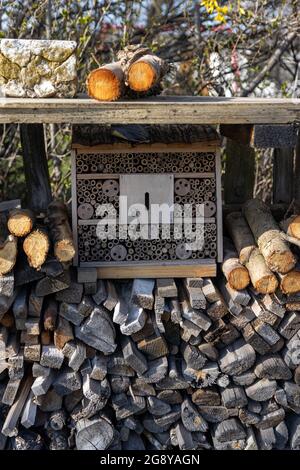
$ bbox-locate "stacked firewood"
[0,201,75,277]
[1,197,300,450]
[86,44,169,101]
[1,267,300,450]
[224,199,300,295]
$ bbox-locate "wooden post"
[224,139,255,204]
[273,148,294,204]
[294,134,300,212]
[20,124,52,213]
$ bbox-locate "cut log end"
[228,267,250,291]
[280,270,300,294]
[268,251,296,275]
[289,216,300,239]
[23,230,49,270]
[128,61,157,92]
[54,240,76,263]
[7,209,34,237]
[253,275,279,294]
[0,235,17,275]
[87,68,122,101]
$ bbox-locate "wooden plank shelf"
[0,96,299,125]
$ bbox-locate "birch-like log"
[243,198,296,274]
[226,212,278,293]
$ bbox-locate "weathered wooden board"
[95,261,216,279]
[0,97,299,124]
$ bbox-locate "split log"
[225,212,256,264]
[226,213,278,293]
[219,339,256,376]
[86,62,124,101]
[222,242,250,290]
[7,209,34,237]
[54,316,74,349]
[280,215,300,240]
[23,229,50,270]
[35,271,71,297]
[243,198,296,273]
[246,248,278,294]
[279,267,300,294]
[43,299,58,331]
[1,375,33,437]
[0,271,14,298]
[0,212,17,275]
[47,201,75,262]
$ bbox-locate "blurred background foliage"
[0,0,299,204]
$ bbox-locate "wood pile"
[1,269,300,449]
[86,44,169,101]
[0,197,300,450]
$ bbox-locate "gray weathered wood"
[20,124,52,213]
[224,139,255,204]
[273,147,294,204]
[1,97,299,125]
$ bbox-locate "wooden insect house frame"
[71,124,222,278]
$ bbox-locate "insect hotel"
[71,124,222,278]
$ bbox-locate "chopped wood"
[121,336,148,374]
[222,242,250,290]
[0,233,17,276]
[23,229,50,270]
[43,299,58,331]
[243,198,296,273]
[0,271,14,297]
[1,375,33,437]
[137,334,168,360]
[103,280,118,311]
[75,307,116,354]
[35,270,71,297]
[7,209,34,237]
[242,323,271,355]
[130,279,155,310]
[214,418,246,443]
[86,62,124,101]
[92,280,107,306]
[40,345,64,369]
[47,201,75,262]
[156,279,177,298]
[279,266,300,294]
[55,280,83,304]
[219,339,256,376]
[54,316,74,350]
[225,212,256,264]
[280,215,300,240]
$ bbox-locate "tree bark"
[225,212,256,264]
[247,248,278,294]
[243,198,296,274]
[225,212,278,293]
